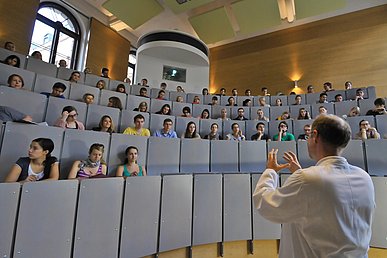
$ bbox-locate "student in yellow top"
[123,114,150,136]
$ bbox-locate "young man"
[355,119,380,140]
[137,87,149,98]
[123,114,150,136]
[355,88,365,101]
[253,115,375,258]
[4,41,16,51]
[293,95,302,105]
[317,93,328,104]
[233,108,248,120]
[306,85,314,94]
[334,94,343,102]
[153,118,177,138]
[273,121,295,141]
[58,59,67,68]
[366,98,387,116]
[41,82,67,99]
[297,124,311,140]
[323,82,335,92]
[251,122,270,141]
[101,67,109,78]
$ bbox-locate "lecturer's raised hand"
[267,149,289,172]
[283,151,302,173]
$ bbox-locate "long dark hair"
[4,55,20,68]
[124,146,138,164]
[184,121,197,138]
[159,104,171,115]
[98,115,115,133]
[109,97,123,110]
[32,138,57,167]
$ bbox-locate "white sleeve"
[252,169,308,224]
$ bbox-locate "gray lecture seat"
[126,94,150,111]
[175,117,200,137]
[150,88,170,100]
[253,96,270,106]
[370,177,387,248]
[269,106,290,121]
[84,74,109,88]
[305,92,321,104]
[365,139,387,176]
[287,94,306,105]
[270,95,288,106]
[57,67,85,83]
[73,178,124,258]
[236,96,254,106]
[346,88,369,100]
[150,99,172,114]
[44,97,87,126]
[239,140,266,173]
[250,106,270,120]
[375,115,387,139]
[366,86,376,100]
[311,103,335,118]
[203,94,219,105]
[0,183,21,258]
[192,174,223,245]
[108,133,148,176]
[211,105,231,119]
[159,175,193,252]
[180,139,210,173]
[0,86,47,122]
[99,89,127,108]
[120,110,150,133]
[130,84,149,96]
[171,102,192,116]
[267,141,297,174]
[297,140,315,168]
[146,137,180,175]
[85,104,120,130]
[120,176,161,258]
[358,98,376,116]
[33,73,70,98]
[346,116,376,138]
[192,104,212,118]
[334,100,358,117]
[230,106,251,120]
[186,93,202,104]
[68,83,101,104]
[199,118,222,138]
[169,91,187,102]
[223,174,252,241]
[222,120,246,139]
[326,90,346,102]
[210,140,239,172]
[60,130,110,178]
[220,95,237,106]
[25,57,58,77]
[0,48,27,68]
[245,120,269,140]
[149,113,175,135]
[251,174,281,240]
[342,140,366,170]
[13,180,78,258]
[0,62,35,91]
[0,122,64,181]
[293,119,314,139]
[289,104,311,120]
[108,79,130,92]
[268,119,294,138]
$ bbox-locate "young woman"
[192,96,201,104]
[31,51,42,60]
[156,90,166,100]
[92,115,115,133]
[133,101,148,112]
[297,108,311,120]
[276,111,290,120]
[68,71,81,83]
[96,80,106,90]
[226,97,237,106]
[5,138,59,182]
[202,88,209,95]
[8,74,24,89]
[200,109,210,119]
[116,84,126,94]
[68,143,107,179]
[108,97,123,110]
[156,104,171,115]
[274,98,283,106]
[54,106,85,130]
[116,146,147,177]
[176,96,184,103]
[181,121,201,139]
[226,123,245,141]
[3,55,20,67]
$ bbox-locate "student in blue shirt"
[41,82,67,99]
[153,118,177,138]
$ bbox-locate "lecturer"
[253,115,375,258]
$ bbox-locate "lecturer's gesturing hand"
[267,149,289,172]
[283,151,302,173]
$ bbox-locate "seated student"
[220,108,230,121]
[101,68,109,78]
[30,51,42,60]
[216,87,226,96]
[181,121,201,139]
[58,59,67,68]
[297,108,311,120]
[261,87,270,96]
[354,88,365,101]
[234,108,248,120]
[153,118,177,138]
[323,82,335,92]
[245,89,252,96]
[318,106,328,116]
[273,121,295,141]
[68,143,107,179]
[181,106,192,117]
[160,82,167,90]
[254,109,269,122]
[0,105,33,122]
[209,96,218,105]
[54,106,85,130]
[96,80,106,90]
[317,93,328,104]
[346,106,360,118]
[274,98,283,106]
[226,96,237,106]
[276,111,290,120]
[232,88,238,96]
[202,88,209,95]
[137,87,149,98]
[4,41,16,51]
[68,71,81,83]
[82,93,94,105]
[83,67,91,74]
[251,122,270,141]
[123,114,150,136]
[200,109,210,119]
[141,78,148,86]
[258,97,270,107]
[366,98,387,116]
[298,124,312,140]
[156,104,171,115]
[355,120,380,140]
[133,101,148,112]
[334,94,343,102]
[226,123,245,141]
[156,90,166,100]
[293,95,302,105]
[116,84,126,94]
[124,78,131,84]
[176,85,185,92]
[345,81,353,90]
[92,115,115,133]
[3,55,20,67]
[7,74,24,89]
[175,96,184,103]
[307,84,314,93]
[204,123,223,140]
[192,95,201,104]
[242,99,252,107]
[41,82,67,99]
[107,96,123,110]
[116,146,147,177]
[5,138,59,182]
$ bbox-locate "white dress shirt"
[253,156,375,258]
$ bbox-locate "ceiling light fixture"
[277,0,296,23]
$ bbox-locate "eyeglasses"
[361,122,369,126]
[68,114,78,118]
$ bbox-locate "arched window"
[127,50,136,83]
[29,2,80,68]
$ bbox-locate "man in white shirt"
[253,114,375,258]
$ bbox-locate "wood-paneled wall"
[210,5,387,98]
[0,0,40,55]
[86,18,131,81]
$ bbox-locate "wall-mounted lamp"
[278,0,296,23]
[294,80,298,88]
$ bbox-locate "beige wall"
[210,5,387,98]
[86,18,131,81]
[0,0,40,55]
